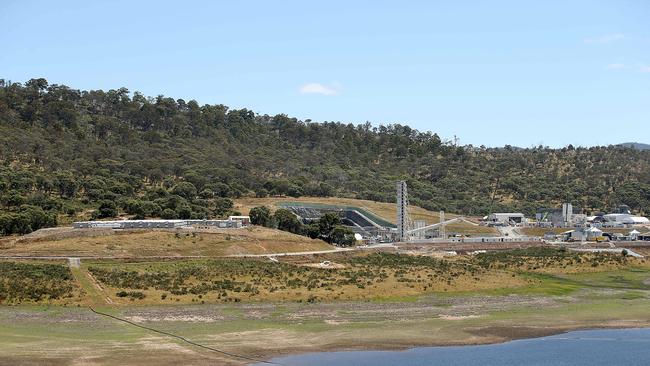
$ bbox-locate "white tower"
[562,203,573,226]
[439,210,446,239]
[396,181,411,242]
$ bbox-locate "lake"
[255,328,650,366]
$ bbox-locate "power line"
[88,307,283,365]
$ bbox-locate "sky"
[1,0,649,147]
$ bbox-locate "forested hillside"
[1,78,649,235]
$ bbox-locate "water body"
[256,328,650,366]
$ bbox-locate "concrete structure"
[73,220,187,229]
[73,219,242,230]
[412,220,427,240]
[187,219,242,229]
[536,203,585,227]
[562,203,573,226]
[285,205,391,241]
[228,216,251,225]
[614,205,632,214]
[486,213,526,226]
[396,180,411,242]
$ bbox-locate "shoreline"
[252,323,650,365]
[2,303,650,366]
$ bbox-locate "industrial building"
[601,213,650,226]
[485,213,526,226]
[284,205,392,240]
[535,203,586,227]
[73,219,244,230]
[562,227,604,242]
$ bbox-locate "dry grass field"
[0,226,333,257]
[235,196,498,235]
[2,249,650,366]
[3,248,642,307]
[83,253,525,306]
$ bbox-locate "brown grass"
[87,254,527,306]
[0,226,333,257]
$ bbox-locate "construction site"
[282,181,541,245]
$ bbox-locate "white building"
[73,219,242,230]
[603,214,650,226]
[564,227,603,241]
[228,215,251,225]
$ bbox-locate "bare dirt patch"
[302,261,346,269]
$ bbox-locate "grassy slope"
[83,256,524,305]
[0,226,333,257]
[235,196,499,235]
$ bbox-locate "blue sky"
[1,0,648,147]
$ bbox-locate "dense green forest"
[1,78,649,235]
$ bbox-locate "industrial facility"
[284,204,393,241]
[71,181,649,247]
[73,218,249,230]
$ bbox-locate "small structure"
[228,215,251,225]
[605,232,629,242]
[543,231,558,241]
[630,230,641,240]
[586,227,604,240]
[486,213,526,226]
[564,227,604,242]
[614,204,632,214]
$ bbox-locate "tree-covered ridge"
[0,78,649,234]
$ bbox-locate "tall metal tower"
[396,181,412,242]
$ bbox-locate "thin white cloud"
[584,33,624,44]
[606,63,626,70]
[605,63,650,73]
[299,82,340,96]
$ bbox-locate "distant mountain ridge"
[618,142,650,151]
